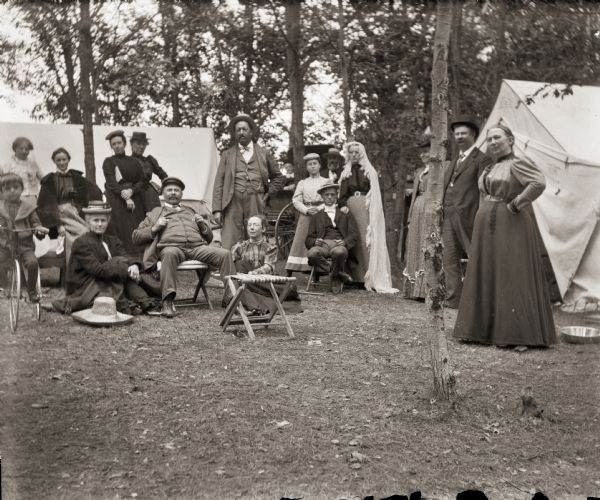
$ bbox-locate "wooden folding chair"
[174,260,213,309]
[220,274,296,339]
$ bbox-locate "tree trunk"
[449,0,462,118]
[424,0,456,400]
[78,0,96,182]
[285,0,305,182]
[158,0,181,126]
[338,0,352,140]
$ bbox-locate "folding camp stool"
[174,260,213,309]
[220,274,296,339]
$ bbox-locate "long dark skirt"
[105,189,146,258]
[235,261,302,314]
[453,201,557,347]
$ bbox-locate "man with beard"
[442,117,492,308]
[133,177,235,317]
[211,114,284,249]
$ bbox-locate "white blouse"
[292,176,327,215]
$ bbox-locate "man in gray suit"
[443,117,493,308]
[212,114,284,249]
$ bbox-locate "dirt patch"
[1,274,599,499]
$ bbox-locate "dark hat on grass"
[105,130,126,142]
[82,200,112,215]
[161,176,185,191]
[450,116,480,137]
[228,114,256,134]
[317,180,339,195]
[130,131,149,144]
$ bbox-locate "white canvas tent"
[477,80,600,306]
[0,122,219,205]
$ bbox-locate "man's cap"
[323,147,343,159]
[228,114,256,134]
[82,200,112,214]
[450,116,480,137]
[317,181,339,195]
[130,131,149,144]
[161,176,185,191]
[105,130,126,142]
[303,152,321,162]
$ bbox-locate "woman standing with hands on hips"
[102,130,146,258]
[453,123,556,349]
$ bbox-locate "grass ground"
[1,272,599,500]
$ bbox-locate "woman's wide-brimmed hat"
[450,116,480,137]
[323,147,343,160]
[228,114,256,134]
[317,180,339,195]
[82,200,112,215]
[72,296,133,327]
[130,131,149,144]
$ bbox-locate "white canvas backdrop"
[0,122,219,205]
[477,80,600,305]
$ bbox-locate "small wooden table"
[220,274,296,339]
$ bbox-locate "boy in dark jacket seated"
[305,181,359,294]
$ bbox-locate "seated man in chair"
[132,177,235,318]
[305,181,358,294]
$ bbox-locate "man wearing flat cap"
[212,114,284,249]
[133,177,235,317]
[130,131,169,213]
[52,201,159,315]
[442,116,492,308]
[323,147,344,183]
[305,181,358,294]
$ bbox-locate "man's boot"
[161,294,177,318]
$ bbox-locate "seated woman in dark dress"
[231,215,301,315]
[37,147,103,263]
[452,123,556,349]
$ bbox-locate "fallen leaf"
[215,468,226,476]
[349,451,368,463]
[163,441,176,450]
[350,463,362,469]
[276,420,291,429]
[331,439,340,445]
[348,439,359,446]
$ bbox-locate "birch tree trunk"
[337,0,352,141]
[424,0,456,400]
[78,0,96,182]
[285,0,305,182]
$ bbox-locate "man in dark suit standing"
[305,181,359,294]
[443,117,493,308]
[212,114,284,249]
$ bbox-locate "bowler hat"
[323,147,343,159]
[450,116,479,137]
[228,114,256,134]
[303,152,320,162]
[82,200,112,215]
[72,296,133,327]
[161,176,185,191]
[105,130,126,142]
[130,131,149,144]
[317,180,339,195]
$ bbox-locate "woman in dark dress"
[37,147,102,263]
[453,123,556,348]
[231,215,301,315]
[102,130,146,258]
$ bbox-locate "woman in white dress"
[285,153,327,274]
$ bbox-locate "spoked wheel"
[274,202,297,260]
[8,259,21,334]
[35,271,42,321]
